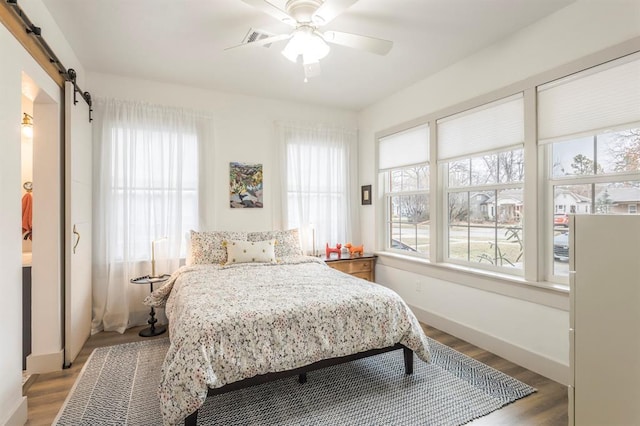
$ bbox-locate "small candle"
[309,223,316,257]
[151,240,156,277]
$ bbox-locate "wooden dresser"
[322,253,376,282]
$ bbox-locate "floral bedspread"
[145,256,431,425]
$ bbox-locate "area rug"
[54,337,535,425]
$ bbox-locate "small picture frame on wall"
[361,185,372,205]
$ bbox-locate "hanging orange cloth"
[22,192,33,240]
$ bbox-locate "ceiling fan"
[229,0,393,81]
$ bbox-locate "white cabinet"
[569,214,640,426]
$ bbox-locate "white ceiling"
[42,0,574,111]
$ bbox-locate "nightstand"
[322,253,376,282]
[130,274,170,337]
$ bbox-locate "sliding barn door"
[64,82,92,366]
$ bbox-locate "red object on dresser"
[325,243,342,258]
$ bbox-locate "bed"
[145,230,431,425]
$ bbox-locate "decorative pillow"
[248,228,303,258]
[224,239,276,265]
[190,230,248,265]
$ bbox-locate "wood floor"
[25,323,568,425]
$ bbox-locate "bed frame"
[184,343,414,425]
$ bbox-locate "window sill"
[374,251,569,310]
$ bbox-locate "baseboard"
[1,396,27,426]
[411,304,569,385]
[26,348,64,374]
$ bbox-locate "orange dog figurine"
[326,243,342,258]
[344,243,364,256]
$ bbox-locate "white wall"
[28,98,64,374]
[0,23,28,424]
[87,73,359,235]
[358,0,640,384]
[0,1,86,423]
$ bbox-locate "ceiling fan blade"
[225,33,291,51]
[323,31,393,55]
[312,0,359,26]
[239,0,296,26]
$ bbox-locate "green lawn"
[449,241,522,266]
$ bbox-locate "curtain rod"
[5,0,92,122]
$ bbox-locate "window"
[379,125,430,256]
[278,122,357,253]
[445,149,524,270]
[373,50,640,290]
[546,130,640,275]
[439,94,525,273]
[92,99,212,333]
[94,100,205,265]
[539,53,640,278]
[110,128,198,260]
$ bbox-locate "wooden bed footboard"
[184,344,414,426]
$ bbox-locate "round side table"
[130,274,170,337]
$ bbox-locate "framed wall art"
[361,185,372,205]
[230,162,263,208]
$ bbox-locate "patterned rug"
[54,337,535,425]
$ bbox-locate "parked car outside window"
[553,232,569,261]
[554,213,569,227]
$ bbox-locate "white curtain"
[92,98,213,333]
[277,121,358,254]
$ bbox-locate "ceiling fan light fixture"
[305,33,330,61]
[281,27,329,64]
[281,42,300,63]
[281,29,308,62]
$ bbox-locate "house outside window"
[379,125,430,256]
[438,94,525,274]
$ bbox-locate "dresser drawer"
[329,259,372,274]
[350,271,372,281]
[324,255,376,282]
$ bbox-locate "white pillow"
[224,239,277,265]
[190,230,248,265]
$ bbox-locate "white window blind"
[378,124,429,170]
[538,53,640,144]
[437,93,524,161]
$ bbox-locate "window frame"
[382,162,431,258]
[377,123,431,259]
[373,44,640,295]
[280,124,357,254]
[442,146,525,276]
[545,129,640,283]
[108,127,199,262]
